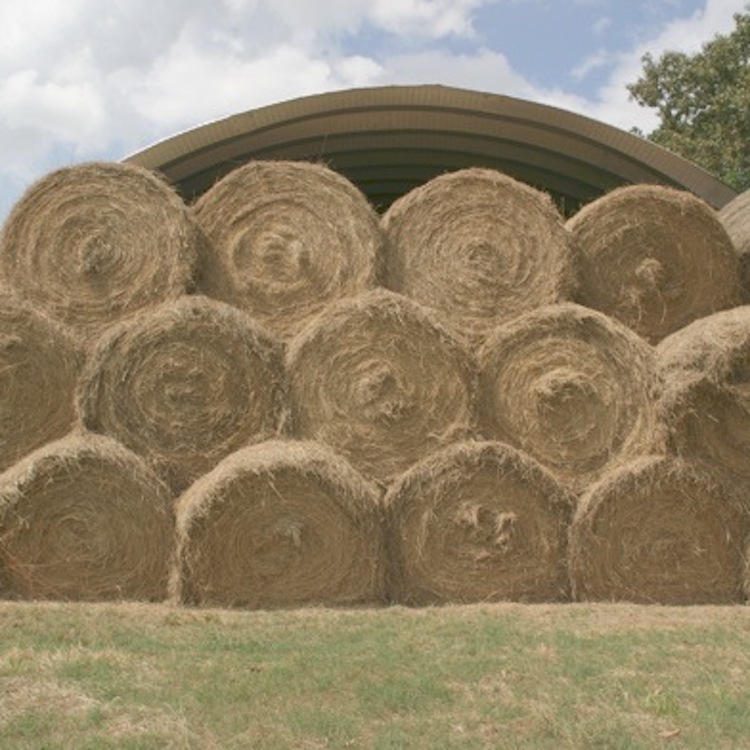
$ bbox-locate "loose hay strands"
[0,161,202,341]
[566,184,741,343]
[656,305,750,484]
[192,160,385,340]
[719,188,750,301]
[477,303,659,493]
[381,167,575,346]
[171,440,386,609]
[384,441,575,605]
[0,292,81,473]
[0,433,173,601]
[77,295,286,493]
[286,289,477,483]
[569,455,750,605]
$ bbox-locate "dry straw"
[381,167,575,346]
[566,183,741,343]
[192,159,385,340]
[0,433,174,601]
[171,440,386,609]
[478,302,659,493]
[569,455,750,604]
[656,305,750,484]
[0,291,81,473]
[718,188,750,301]
[286,289,477,483]
[0,161,202,342]
[77,295,287,493]
[384,441,575,605]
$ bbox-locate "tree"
[628,10,750,191]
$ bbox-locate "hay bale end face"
[172,440,386,609]
[381,167,575,345]
[0,292,81,473]
[0,161,203,341]
[286,289,477,482]
[477,302,660,492]
[566,184,741,343]
[718,188,750,302]
[77,295,287,493]
[192,159,385,340]
[0,433,174,602]
[385,441,574,605]
[569,455,750,604]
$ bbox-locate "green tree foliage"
[628,10,750,191]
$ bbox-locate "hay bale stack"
[171,440,385,609]
[0,292,81,473]
[286,289,476,483]
[477,303,659,492]
[384,441,574,605]
[77,295,286,493]
[569,455,750,604]
[656,305,750,484]
[192,160,384,340]
[0,433,173,601]
[381,167,574,345]
[566,184,741,343]
[0,161,202,342]
[718,188,750,300]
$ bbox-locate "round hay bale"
[192,160,384,340]
[77,295,286,493]
[477,302,659,492]
[0,433,173,601]
[0,291,81,473]
[566,184,741,343]
[0,161,202,341]
[286,289,477,483]
[384,441,575,605]
[718,188,750,301]
[171,439,385,608]
[569,455,750,604]
[381,167,575,345]
[656,305,750,483]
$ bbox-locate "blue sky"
[0,0,747,223]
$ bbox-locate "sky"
[1,0,748,224]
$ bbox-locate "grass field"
[1,600,749,749]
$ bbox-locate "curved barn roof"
[125,84,736,215]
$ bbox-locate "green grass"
[1,601,750,748]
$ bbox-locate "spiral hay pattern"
[566,184,741,343]
[0,161,202,341]
[77,295,286,493]
[0,433,173,601]
[171,440,385,608]
[381,167,574,345]
[477,303,659,492]
[192,160,384,340]
[286,289,477,482]
[384,441,574,605]
[569,456,750,605]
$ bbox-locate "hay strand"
[0,433,173,601]
[0,291,81,473]
[381,167,575,344]
[566,184,741,343]
[286,289,477,482]
[192,160,384,340]
[384,441,574,605]
[171,440,385,608]
[77,295,286,493]
[477,302,659,492]
[718,188,750,301]
[569,455,750,604]
[0,161,202,340]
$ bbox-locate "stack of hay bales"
[1,154,750,608]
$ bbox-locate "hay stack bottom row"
[1,159,750,608]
